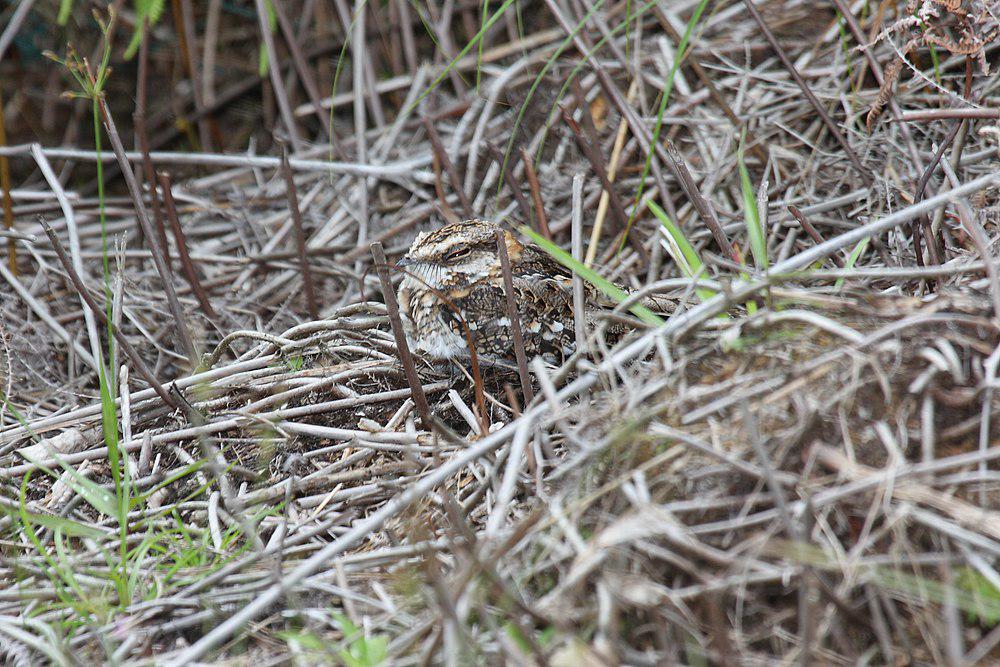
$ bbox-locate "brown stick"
[157,171,218,321]
[0,88,14,274]
[423,118,473,218]
[664,139,735,261]
[787,205,844,268]
[270,0,334,143]
[370,242,432,427]
[99,97,198,364]
[559,104,647,260]
[742,0,871,184]
[134,109,169,263]
[486,142,535,226]
[39,218,178,410]
[280,145,319,320]
[519,148,551,241]
[494,230,534,407]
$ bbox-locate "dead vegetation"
[2,0,1000,664]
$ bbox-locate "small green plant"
[334,613,389,667]
[276,628,333,660]
[45,8,133,607]
[124,0,166,59]
[956,567,1000,626]
[735,128,771,315]
[57,1,166,60]
[27,15,252,650]
[503,621,555,655]
[876,567,1000,627]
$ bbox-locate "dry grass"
[2,0,1000,664]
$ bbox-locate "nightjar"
[396,219,630,365]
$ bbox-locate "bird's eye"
[444,247,471,262]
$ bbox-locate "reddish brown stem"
[424,118,473,218]
[494,230,534,407]
[99,96,197,364]
[39,218,178,410]
[280,145,319,320]
[134,110,168,262]
[370,242,432,427]
[664,139,735,262]
[742,0,871,184]
[787,205,844,268]
[157,171,218,322]
[519,148,551,241]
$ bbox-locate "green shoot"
[19,453,116,518]
[738,129,768,272]
[834,238,869,290]
[123,0,167,59]
[622,0,711,245]
[57,0,73,25]
[477,0,490,91]
[258,0,278,76]
[648,201,716,303]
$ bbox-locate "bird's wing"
[517,245,625,310]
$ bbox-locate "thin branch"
[370,242,431,426]
[157,171,218,322]
[39,218,178,410]
[99,97,198,364]
[280,145,319,320]
[494,229,534,407]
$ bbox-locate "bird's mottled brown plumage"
[396,219,629,364]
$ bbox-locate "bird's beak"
[396,256,415,268]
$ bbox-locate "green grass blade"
[520,226,664,326]
[477,0,489,91]
[622,0,711,245]
[835,238,869,290]
[648,201,716,303]
[738,130,768,271]
[408,0,518,115]
[0,503,105,540]
[58,0,74,25]
[20,452,117,518]
[257,0,278,76]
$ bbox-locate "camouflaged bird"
[396,219,640,365]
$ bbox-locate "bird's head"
[397,219,523,289]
